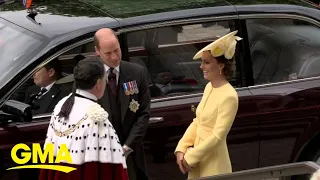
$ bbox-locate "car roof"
[84,0,319,19]
[119,3,238,28]
[102,0,319,28]
[1,0,319,38]
[0,0,120,39]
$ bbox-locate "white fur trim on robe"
[44,94,127,169]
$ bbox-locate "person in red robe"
[38,56,129,180]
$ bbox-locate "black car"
[1,0,320,180]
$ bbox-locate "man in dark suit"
[25,60,67,115]
[94,28,151,180]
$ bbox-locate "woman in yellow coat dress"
[174,30,242,179]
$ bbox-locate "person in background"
[174,30,241,179]
[38,56,128,180]
[25,59,67,115]
[94,28,151,180]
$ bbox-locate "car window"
[8,44,92,118]
[246,18,320,85]
[8,58,74,117]
[0,18,46,89]
[126,20,241,98]
[7,36,119,119]
[60,41,96,57]
[58,41,96,73]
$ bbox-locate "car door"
[244,15,320,168]
[122,17,260,179]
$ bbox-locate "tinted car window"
[60,41,96,57]
[58,41,96,76]
[247,18,320,85]
[9,43,93,117]
[0,18,46,88]
[127,20,241,98]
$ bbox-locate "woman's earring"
[219,69,222,75]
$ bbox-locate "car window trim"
[33,113,52,121]
[248,75,320,90]
[240,13,320,89]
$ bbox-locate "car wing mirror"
[0,100,32,123]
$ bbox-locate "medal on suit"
[133,80,139,94]
[123,81,139,95]
[123,82,130,95]
[128,81,134,95]
[129,99,139,113]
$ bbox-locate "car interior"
[127,29,207,98]
[6,54,88,118]
[126,21,242,98]
[248,19,320,85]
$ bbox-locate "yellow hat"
[193,30,242,60]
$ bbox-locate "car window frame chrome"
[33,113,52,121]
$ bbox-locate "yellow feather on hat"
[193,30,242,60]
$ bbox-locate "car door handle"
[149,117,164,124]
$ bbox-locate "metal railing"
[194,161,320,180]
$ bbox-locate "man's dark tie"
[36,88,47,100]
[108,68,117,95]
[30,87,47,107]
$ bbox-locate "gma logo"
[7,143,76,173]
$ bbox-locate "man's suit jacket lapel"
[40,84,61,112]
[119,62,130,123]
[99,84,112,121]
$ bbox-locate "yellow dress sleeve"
[184,95,238,166]
[174,117,198,154]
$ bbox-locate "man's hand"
[175,152,187,174]
[122,145,133,158]
[123,147,128,153]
